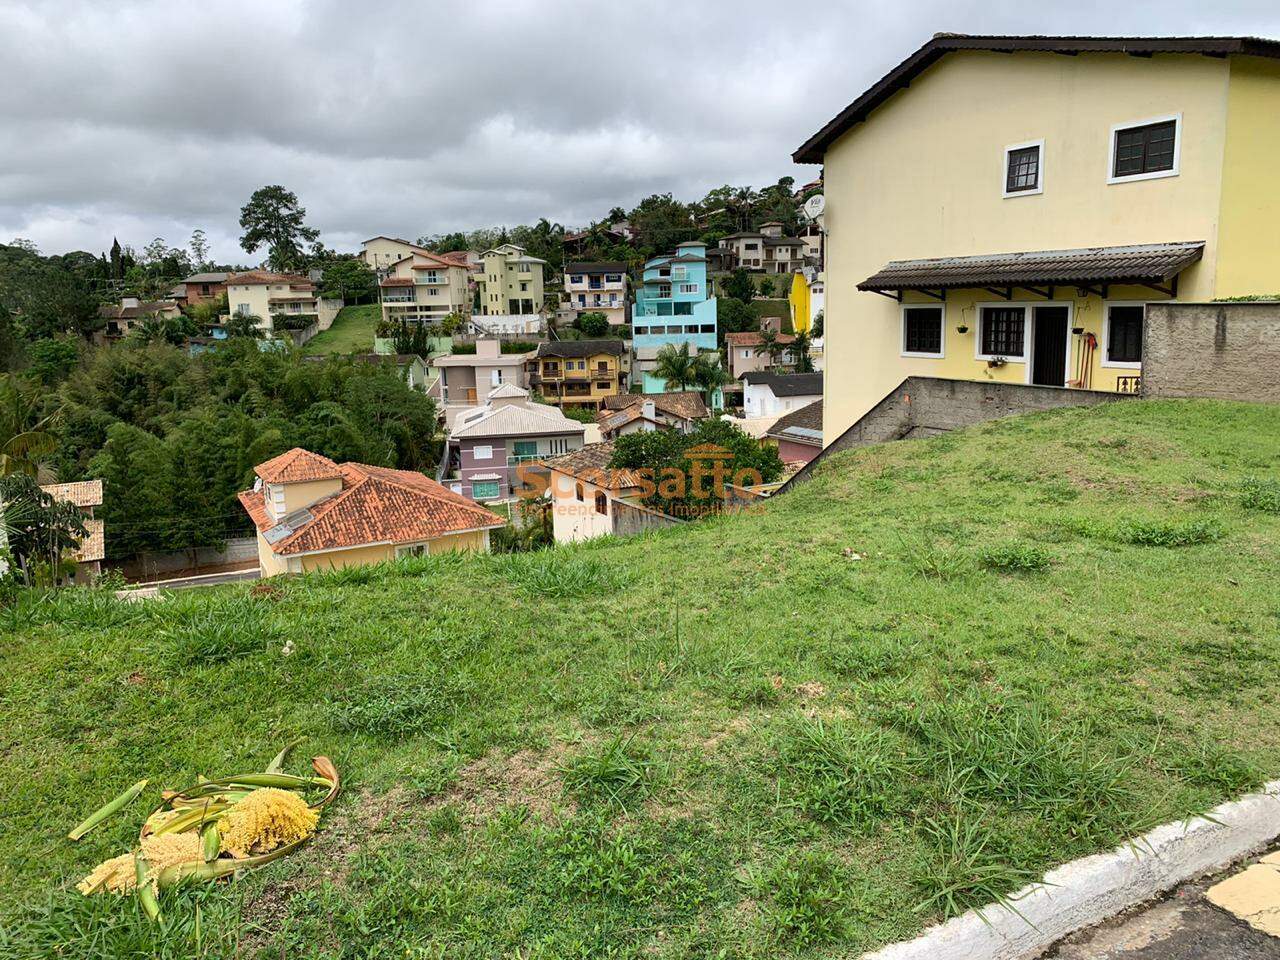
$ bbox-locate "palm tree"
[0,374,58,481]
[653,342,698,391]
[753,328,788,370]
[691,353,732,411]
[791,331,814,373]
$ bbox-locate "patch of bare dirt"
[441,742,575,822]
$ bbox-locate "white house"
[741,371,823,419]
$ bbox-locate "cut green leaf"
[68,779,148,841]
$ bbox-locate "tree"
[628,193,696,256]
[238,185,320,271]
[653,342,698,391]
[188,229,210,271]
[754,328,787,369]
[758,277,776,298]
[723,268,756,306]
[716,298,757,343]
[393,320,435,359]
[0,473,86,586]
[576,311,609,337]
[87,422,171,559]
[320,258,376,303]
[0,374,57,480]
[811,310,824,339]
[691,353,732,409]
[791,331,814,373]
[24,337,80,387]
[225,312,265,339]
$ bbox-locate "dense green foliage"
[41,339,440,559]
[0,473,86,585]
[237,185,321,272]
[1,401,1278,957]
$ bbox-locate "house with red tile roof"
[40,479,105,582]
[724,330,798,378]
[225,272,340,338]
[238,447,505,575]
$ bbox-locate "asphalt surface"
[1048,874,1280,959]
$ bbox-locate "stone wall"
[1143,301,1280,403]
[116,536,259,580]
[781,377,1122,492]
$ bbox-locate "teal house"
[633,241,718,395]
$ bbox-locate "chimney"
[642,400,656,421]
[122,296,140,308]
[476,338,500,359]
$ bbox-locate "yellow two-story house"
[794,35,1280,444]
[378,251,472,326]
[529,340,628,410]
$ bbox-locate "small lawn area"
[301,303,380,355]
[3,399,1280,957]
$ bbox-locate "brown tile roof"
[41,479,103,508]
[98,300,180,320]
[239,460,505,556]
[600,391,709,421]
[597,405,663,436]
[380,276,416,287]
[227,271,314,287]
[433,250,473,267]
[725,331,797,348]
[858,241,1205,292]
[766,399,823,445]
[794,35,1280,163]
[254,448,343,484]
[541,442,646,491]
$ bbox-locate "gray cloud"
[2,0,1278,262]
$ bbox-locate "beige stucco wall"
[278,478,342,516]
[820,50,1232,443]
[478,248,544,315]
[362,237,418,269]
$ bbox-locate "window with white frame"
[679,283,698,294]
[1003,139,1043,196]
[473,444,494,460]
[1110,116,1179,183]
[978,306,1027,359]
[1103,303,1144,367]
[901,305,945,358]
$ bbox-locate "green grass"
[3,398,1280,958]
[300,303,380,355]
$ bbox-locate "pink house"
[765,399,823,466]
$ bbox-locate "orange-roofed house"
[238,448,505,575]
[224,271,341,338]
[39,479,105,583]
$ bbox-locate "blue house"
[632,241,718,395]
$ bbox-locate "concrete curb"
[864,779,1280,960]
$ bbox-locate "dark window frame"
[1111,117,1179,181]
[1004,141,1043,195]
[979,306,1027,359]
[1105,304,1144,366]
[902,305,945,357]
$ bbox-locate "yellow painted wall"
[280,478,342,515]
[256,532,291,577]
[290,529,490,574]
[789,272,811,334]
[820,50,1231,442]
[1216,57,1280,298]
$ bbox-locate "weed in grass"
[772,717,912,828]
[331,669,464,738]
[1161,741,1262,794]
[1241,477,1280,514]
[1114,517,1223,547]
[496,551,630,598]
[755,850,850,948]
[159,595,276,665]
[977,541,1053,573]
[559,736,654,810]
[548,812,657,901]
[903,541,971,580]
[913,810,1037,920]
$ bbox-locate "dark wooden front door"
[1031,307,1069,387]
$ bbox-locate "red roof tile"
[239,459,505,556]
[725,331,796,347]
[254,448,343,483]
[227,271,314,287]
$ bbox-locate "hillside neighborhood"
[3,14,1280,960]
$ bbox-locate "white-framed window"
[605,274,622,283]
[491,369,503,385]
[1102,301,1145,369]
[473,444,494,460]
[1108,114,1180,184]
[679,283,698,294]
[975,304,1029,360]
[396,543,428,559]
[1003,138,1044,197]
[900,304,946,358]
[236,303,251,315]
[471,479,500,500]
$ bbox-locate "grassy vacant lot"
[301,303,379,355]
[3,399,1280,958]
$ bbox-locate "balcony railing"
[506,453,543,466]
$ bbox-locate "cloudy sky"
[2,0,1279,264]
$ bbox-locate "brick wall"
[1143,302,1280,403]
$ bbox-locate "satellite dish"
[803,194,825,220]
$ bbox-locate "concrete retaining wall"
[1143,301,1280,403]
[781,377,1123,493]
[117,536,258,579]
[611,499,684,537]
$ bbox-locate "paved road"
[1049,863,1280,959]
[126,568,261,592]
